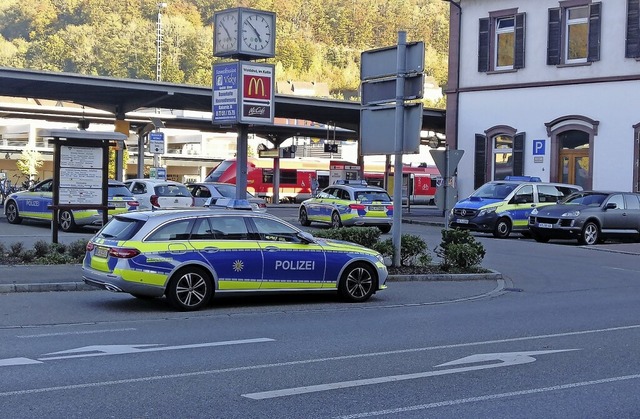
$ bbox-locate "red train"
[205,158,440,204]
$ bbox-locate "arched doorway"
[558,130,589,189]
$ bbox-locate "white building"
[445,0,640,199]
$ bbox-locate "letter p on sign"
[533,139,545,156]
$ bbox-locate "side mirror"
[297,231,315,244]
[605,202,617,210]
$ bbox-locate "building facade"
[446,0,640,199]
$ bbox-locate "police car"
[82,208,388,311]
[4,179,139,232]
[449,176,581,238]
[298,180,393,233]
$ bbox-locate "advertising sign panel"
[239,62,274,125]
[212,62,239,124]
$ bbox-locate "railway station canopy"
[0,67,445,143]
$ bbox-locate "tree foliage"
[0,0,449,106]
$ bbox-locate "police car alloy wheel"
[59,209,76,232]
[331,212,342,229]
[339,262,376,302]
[166,266,213,311]
[299,207,311,226]
[5,201,21,224]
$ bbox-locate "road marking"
[0,358,42,367]
[242,350,578,400]
[18,328,137,338]
[334,374,640,418]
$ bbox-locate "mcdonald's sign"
[240,62,274,125]
[244,76,270,99]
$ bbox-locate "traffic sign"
[361,42,425,80]
[361,73,424,105]
[430,149,464,178]
[148,132,165,154]
[360,104,423,155]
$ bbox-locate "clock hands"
[244,19,262,43]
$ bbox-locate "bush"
[33,240,50,258]
[434,228,486,270]
[0,240,85,265]
[374,234,431,266]
[313,227,381,249]
[67,239,88,260]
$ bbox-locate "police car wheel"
[166,267,213,311]
[5,201,22,224]
[493,218,512,239]
[339,262,376,302]
[579,222,600,246]
[59,210,76,232]
[331,212,342,229]
[299,207,311,226]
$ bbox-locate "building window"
[493,135,514,180]
[474,127,525,189]
[626,0,640,58]
[547,2,601,66]
[478,10,526,73]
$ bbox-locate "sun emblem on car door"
[233,260,244,272]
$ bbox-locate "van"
[449,176,582,238]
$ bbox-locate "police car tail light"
[150,195,160,207]
[108,247,140,258]
[386,205,393,210]
[349,203,366,210]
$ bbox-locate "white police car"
[82,207,388,311]
[299,180,393,233]
[4,179,139,232]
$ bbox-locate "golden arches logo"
[247,77,266,97]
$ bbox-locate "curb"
[0,282,95,293]
[387,269,502,282]
[401,218,445,227]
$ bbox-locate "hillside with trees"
[0,0,449,107]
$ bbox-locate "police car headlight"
[562,210,580,217]
[531,208,539,215]
[478,207,497,217]
[375,253,385,264]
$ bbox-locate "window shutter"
[588,2,601,62]
[514,13,526,69]
[478,18,490,72]
[474,134,487,189]
[626,0,640,58]
[513,133,525,177]
[547,8,561,65]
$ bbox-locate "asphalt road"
[1,206,640,418]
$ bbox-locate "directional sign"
[361,73,424,105]
[361,42,425,80]
[148,132,165,154]
[360,103,423,155]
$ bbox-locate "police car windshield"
[98,217,145,241]
[355,191,391,202]
[472,182,516,199]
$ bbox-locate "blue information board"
[212,63,239,124]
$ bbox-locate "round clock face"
[242,13,272,52]
[215,13,237,52]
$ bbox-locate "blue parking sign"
[533,139,545,155]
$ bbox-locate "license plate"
[112,202,126,208]
[369,206,384,211]
[95,247,109,258]
[538,222,553,229]
[457,219,469,224]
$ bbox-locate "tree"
[16,147,43,186]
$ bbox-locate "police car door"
[189,215,263,290]
[19,179,52,217]
[510,184,535,229]
[250,217,327,289]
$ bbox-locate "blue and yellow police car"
[298,180,393,233]
[449,176,581,238]
[82,208,388,311]
[4,179,139,232]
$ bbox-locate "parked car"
[299,180,393,233]
[186,182,267,212]
[528,191,640,245]
[82,209,388,311]
[124,178,193,210]
[449,176,582,238]
[4,179,139,232]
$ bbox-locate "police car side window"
[210,216,249,240]
[147,219,193,241]
[252,218,300,242]
[514,185,534,203]
[191,218,218,240]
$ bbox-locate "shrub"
[313,227,381,249]
[9,242,24,258]
[374,234,431,266]
[435,228,486,270]
[67,239,88,260]
[33,240,50,258]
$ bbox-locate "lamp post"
[156,3,167,82]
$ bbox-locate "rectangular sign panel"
[361,73,424,105]
[212,62,239,124]
[360,104,423,155]
[361,42,424,81]
[149,132,165,154]
[239,62,274,125]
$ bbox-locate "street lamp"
[156,3,167,82]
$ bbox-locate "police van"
[449,176,581,238]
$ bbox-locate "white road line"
[334,374,640,419]
[17,328,137,338]
[0,358,42,367]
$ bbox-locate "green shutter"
[515,13,526,69]
[478,18,490,72]
[627,0,640,58]
[514,133,525,177]
[547,8,561,65]
[474,134,487,189]
[588,3,601,62]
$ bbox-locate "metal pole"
[392,31,406,268]
[156,3,167,83]
[236,124,248,199]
